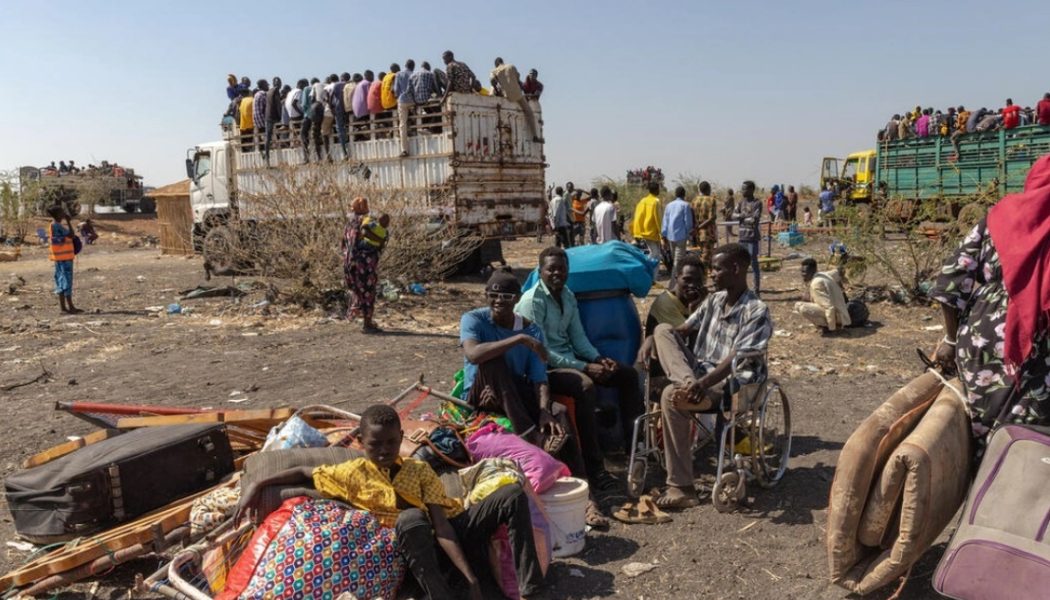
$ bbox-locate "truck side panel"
[877,125,1050,201]
[226,93,544,235]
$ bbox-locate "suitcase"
[933,424,1050,599]
[5,423,234,543]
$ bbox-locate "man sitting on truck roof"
[441,50,478,101]
[1002,98,1021,130]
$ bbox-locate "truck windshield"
[842,159,858,181]
[193,154,211,181]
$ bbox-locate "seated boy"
[236,404,545,600]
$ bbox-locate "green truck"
[821,123,1050,217]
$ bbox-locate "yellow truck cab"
[820,150,876,202]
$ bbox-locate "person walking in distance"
[662,186,694,288]
[734,180,763,295]
[692,181,717,267]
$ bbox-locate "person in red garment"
[1037,93,1050,126]
[1002,98,1021,130]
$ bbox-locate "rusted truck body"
[186,92,545,268]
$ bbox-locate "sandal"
[612,495,672,524]
[585,500,610,529]
[542,430,568,454]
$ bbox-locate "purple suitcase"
[933,424,1050,599]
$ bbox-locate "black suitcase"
[5,423,234,543]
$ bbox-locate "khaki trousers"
[398,100,416,154]
[795,302,829,328]
[649,323,724,488]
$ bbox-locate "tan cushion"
[844,384,972,595]
[826,371,943,582]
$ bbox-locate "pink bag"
[466,423,569,494]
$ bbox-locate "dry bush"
[0,171,32,242]
[219,163,480,306]
[840,195,997,300]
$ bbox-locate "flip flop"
[612,495,672,524]
[651,488,701,511]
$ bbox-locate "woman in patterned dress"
[342,196,384,333]
[930,155,1050,445]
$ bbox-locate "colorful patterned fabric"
[930,220,1050,440]
[236,498,404,600]
[342,214,381,320]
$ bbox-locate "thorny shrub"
[217,163,481,307]
[841,192,997,301]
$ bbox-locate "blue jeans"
[744,239,760,293]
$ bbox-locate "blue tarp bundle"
[522,241,657,297]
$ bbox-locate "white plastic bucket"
[539,476,589,558]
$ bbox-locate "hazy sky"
[2,0,1046,190]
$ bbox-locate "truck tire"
[122,202,138,213]
[202,225,237,276]
[139,198,156,214]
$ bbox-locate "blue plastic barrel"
[577,290,642,451]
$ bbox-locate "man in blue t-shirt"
[460,269,560,442]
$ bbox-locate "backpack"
[846,299,868,326]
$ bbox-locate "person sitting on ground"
[79,219,98,245]
[236,404,546,600]
[515,247,644,506]
[794,258,851,332]
[644,254,707,336]
[460,269,606,528]
[641,243,772,509]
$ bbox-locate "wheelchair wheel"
[712,471,744,513]
[627,457,647,499]
[754,380,792,488]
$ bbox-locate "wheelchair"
[626,350,792,512]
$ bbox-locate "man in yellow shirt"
[381,65,399,110]
[238,88,254,151]
[236,404,545,600]
[632,181,664,265]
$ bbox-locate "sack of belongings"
[827,373,972,595]
[933,424,1050,599]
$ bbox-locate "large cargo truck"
[821,124,1050,215]
[186,92,545,271]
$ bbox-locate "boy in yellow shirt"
[237,404,545,599]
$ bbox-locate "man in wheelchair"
[641,243,773,509]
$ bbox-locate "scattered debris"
[5,541,34,552]
[181,286,247,300]
[922,324,944,331]
[621,562,657,577]
[569,568,585,578]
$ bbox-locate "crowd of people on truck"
[222,50,544,165]
[37,160,138,184]
[878,94,1050,145]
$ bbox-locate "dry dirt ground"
[0,214,952,599]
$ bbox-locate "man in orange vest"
[47,205,80,313]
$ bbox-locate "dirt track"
[0,216,952,599]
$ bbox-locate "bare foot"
[653,486,700,510]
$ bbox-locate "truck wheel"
[203,225,237,276]
[139,198,156,214]
[122,202,138,213]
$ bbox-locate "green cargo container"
[876,124,1050,203]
